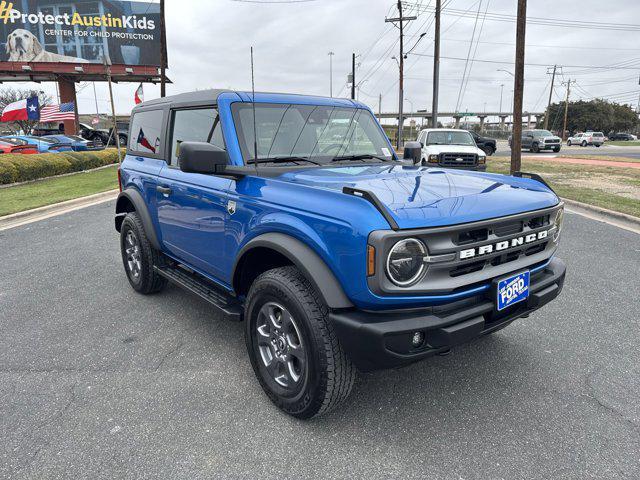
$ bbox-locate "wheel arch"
[115,189,161,250]
[233,232,353,310]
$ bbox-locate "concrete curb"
[0,189,118,231]
[562,198,640,235]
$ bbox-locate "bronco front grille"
[439,153,477,167]
[367,204,563,296]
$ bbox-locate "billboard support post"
[58,77,78,135]
[104,58,122,163]
[160,0,167,97]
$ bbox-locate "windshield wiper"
[331,154,391,162]
[247,156,322,165]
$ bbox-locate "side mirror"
[179,141,229,174]
[403,141,422,165]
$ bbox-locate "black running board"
[154,265,243,321]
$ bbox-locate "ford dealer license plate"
[497,271,530,311]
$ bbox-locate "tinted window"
[169,108,224,166]
[129,110,163,155]
[426,130,474,146]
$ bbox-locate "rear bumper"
[330,257,566,372]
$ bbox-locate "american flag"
[39,102,76,123]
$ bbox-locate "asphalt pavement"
[494,141,640,159]
[1,201,639,479]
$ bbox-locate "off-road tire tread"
[121,212,167,294]
[247,266,355,418]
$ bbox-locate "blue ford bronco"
[115,90,566,418]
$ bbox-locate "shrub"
[0,148,120,185]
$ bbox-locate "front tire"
[245,266,355,419]
[120,212,167,294]
[553,146,560,153]
[531,142,540,153]
[581,140,587,147]
[567,140,572,146]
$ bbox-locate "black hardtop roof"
[135,89,232,109]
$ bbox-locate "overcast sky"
[14,0,640,121]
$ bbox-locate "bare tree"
[0,87,53,134]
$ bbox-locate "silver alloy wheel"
[256,302,306,389]
[124,230,142,280]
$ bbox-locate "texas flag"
[137,128,156,153]
[1,97,40,122]
[134,84,144,105]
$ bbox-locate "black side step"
[154,265,243,321]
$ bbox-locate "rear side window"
[169,108,225,166]
[129,110,163,155]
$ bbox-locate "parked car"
[79,122,129,146]
[468,130,497,156]
[608,132,636,141]
[509,129,561,153]
[416,128,487,170]
[115,89,566,418]
[1,135,74,153]
[567,132,604,147]
[0,138,38,154]
[43,134,104,152]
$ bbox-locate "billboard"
[0,0,161,66]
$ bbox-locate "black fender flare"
[233,232,354,310]
[115,189,161,251]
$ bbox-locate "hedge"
[0,149,120,185]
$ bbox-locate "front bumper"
[330,257,566,372]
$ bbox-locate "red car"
[0,138,38,154]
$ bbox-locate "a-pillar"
[478,115,487,133]
[57,77,78,135]
[454,115,462,129]
[499,115,508,130]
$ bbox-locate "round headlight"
[386,238,427,287]
[553,207,564,242]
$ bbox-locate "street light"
[497,68,515,78]
[405,98,414,138]
[328,51,334,97]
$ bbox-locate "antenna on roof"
[251,46,259,175]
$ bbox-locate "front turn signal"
[367,245,376,276]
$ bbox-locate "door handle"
[156,186,172,195]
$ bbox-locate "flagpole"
[104,55,122,163]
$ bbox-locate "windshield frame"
[230,102,398,166]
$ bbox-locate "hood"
[423,144,485,155]
[278,165,559,229]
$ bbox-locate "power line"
[405,3,640,31]
[454,0,483,113]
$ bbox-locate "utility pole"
[350,53,356,100]
[386,0,416,149]
[499,83,504,112]
[510,0,526,175]
[160,0,167,97]
[431,0,441,128]
[561,78,576,140]
[328,51,334,97]
[104,56,122,163]
[543,65,558,130]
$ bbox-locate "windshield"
[591,132,604,137]
[30,137,56,144]
[426,130,474,146]
[532,130,553,136]
[232,103,395,165]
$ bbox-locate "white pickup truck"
[567,132,604,147]
[416,128,487,171]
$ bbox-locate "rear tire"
[245,266,356,419]
[567,140,572,146]
[531,143,540,153]
[120,212,167,294]
[581,140,587,147]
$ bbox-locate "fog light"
[411,331,425,348]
